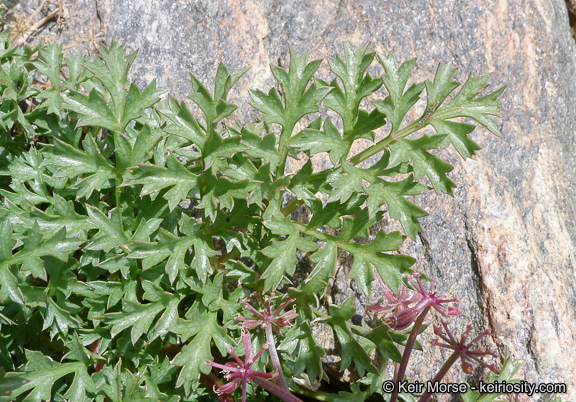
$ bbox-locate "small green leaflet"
[238,124,281,171]
[251,49,331,130]
[172,312,232,395]
[188,65,247,129]
[64,41,166,132]
[327,162,364,204]
[32,43,64,118]
[322,44,384,140]
[374,54,424,134]
[129,214,216,283]
[289,117,348,164]
[429,70,505,137]
[125,153,198,211]
[4,350,95,402]
[326,298,376,377]
[0,367,27,398]
[103,281,180,345]
[365,176,428,239]
[389,135,455,195]
[344,231,414,295]
[278,322,325,382]
[260,217,318,291]
[42,136,116,199]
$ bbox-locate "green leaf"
[32,43,64,117]
[238,124,280,171]
[350,108,386,142]
[301,240,337,295]
[42,297,82,338]
[327,162,364,204]
[324,44,383,136]
[5,350,95,402]
[172,312,232,395]
[289,117,347,164]
[367,326,402,363]
[158,97,206,149]
[289,160,333,200]
[202,130,248,169]
[374,54,425,133]
[65,41,165,132]
[251,50,331,131]
[0,219,16,265]
[188,65,246,128]
[345,231,413,295]
[0,367,27,397]
[179,214,217,283]
[250,88,285,126]
[103,295,169,345]
[196,171,258,222]
[0,265,24,305]
[129,214,216,283]
[390,135,455,195]
[424,63,460,112]
[431,71,505,137]
[365,176,428,239]
[115,125,163,170]
[129,229,192,281]
[308,193,365,230]
[125,153,198,211]
[430,119,480,159]
[85,206,130,252]
[279,322,324,382]
[260,221,317,291]
[327,384,369,401]
[42,136,116,199]
[326,298,376,377]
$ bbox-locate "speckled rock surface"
[18,0,576,399]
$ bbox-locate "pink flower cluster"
[368,272,463,330]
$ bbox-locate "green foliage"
[0,33,521,402]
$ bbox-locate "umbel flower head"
[432,321,500,374]
[384,273,463,330]
[367,283,422,317]
[206,332,276,401]
[236,294,298,332]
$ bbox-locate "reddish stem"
[418,352,459,402]
[265,324,289,391]
[251,376,303,402]
[390,306,430,402]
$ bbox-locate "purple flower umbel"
[386,273,463,330]
[367,284,422,318]
[236,294,298,391]
[386,273,464,402]
[206,332,275,401]
[236,295,298,332]
[432,321,500,375]
[418,322,500,402]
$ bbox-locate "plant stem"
[292,387,331,401]
[217,247,240,268]
[265,324,290,391]
[252,376,303,402]
[281,198,304,216]
[418,351,459,402]
[348,120,423,166]
[276,122,296,179]
[390,306,431,402]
